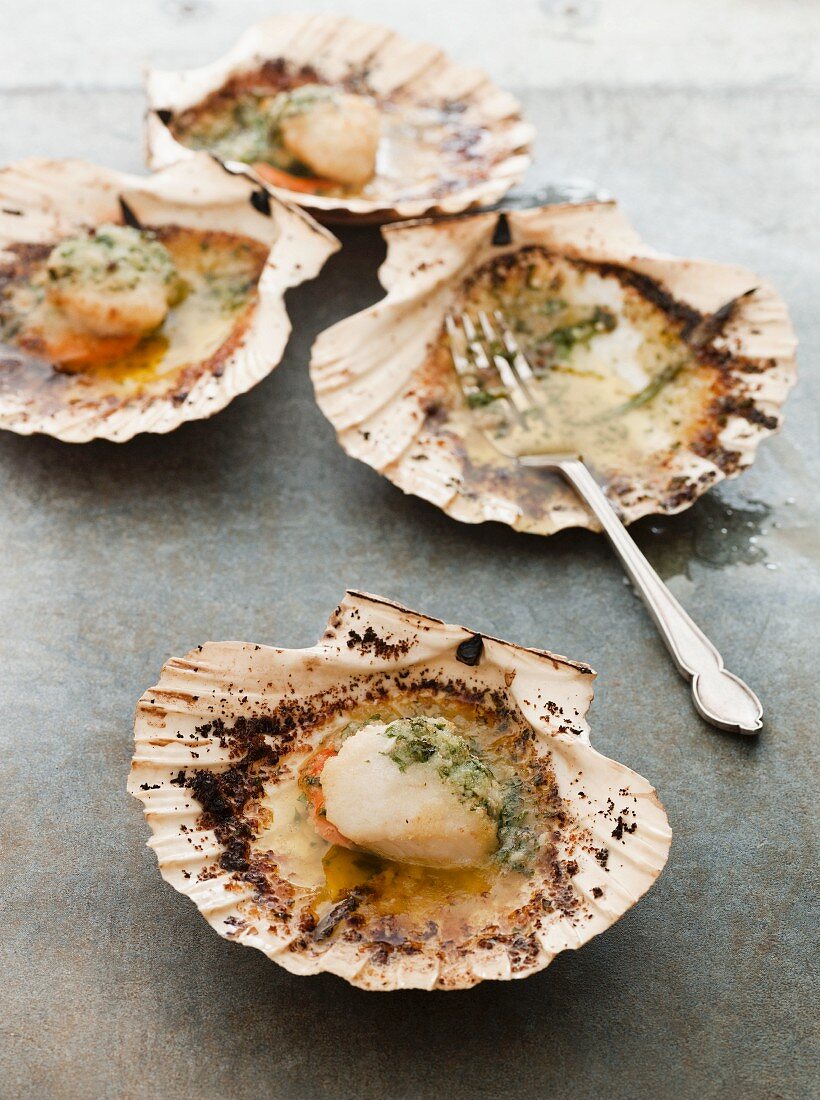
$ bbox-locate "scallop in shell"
[0,155,338,442]
[310,203,797,534]
[145,14,533,224]
[129,591,671,992]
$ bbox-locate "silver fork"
[446,308,763,734]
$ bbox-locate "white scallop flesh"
[320,722,499,868]
[46,224,179,338]
[280,94,381,187]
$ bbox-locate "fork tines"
[446,309,535,422]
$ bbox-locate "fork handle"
[542,458,761,733]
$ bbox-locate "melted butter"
[254,774,503,923]
[317,843,494,916]
[444,251,717,480]
[253,770,516,933]
[314,844,525,941]
[0,227,268,401]
[320,845,490,906]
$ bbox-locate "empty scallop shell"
[0,155,338,442]
[145,14,534,224]
[129,590,671,992]
[310,203,797,534]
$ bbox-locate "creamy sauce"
[0,226,268,403]
[439,249,718,481]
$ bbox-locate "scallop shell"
[129,591,671,992]
[310,203,797,534]
[0,155,338,442]
[145,14,533,224]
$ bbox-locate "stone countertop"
[0,3,817,1098]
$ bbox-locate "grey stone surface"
[0,7,818,1100]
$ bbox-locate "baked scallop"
[310,204,797,534]
[145,14,533,223]
[0,155,338,442]
[129,591,671,991]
